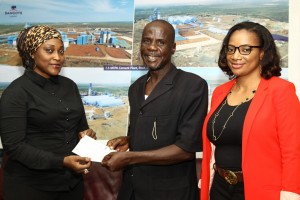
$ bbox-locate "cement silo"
[102,31,107,44]
[154,8,161,20]
[107,31,111,44]
[61,33,69,48]
[110,36,117,45]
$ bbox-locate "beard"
[148,64,164,71]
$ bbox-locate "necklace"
[146,76,151,82]
[211,89,256,141]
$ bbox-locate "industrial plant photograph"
[132,0,288,68]
[0,0,134,67]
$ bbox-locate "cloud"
[84,0,133,13]
[0,0,134,22]
[135,0,211,7]
[85,0,120,13]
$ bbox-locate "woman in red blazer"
[200,21,300,200]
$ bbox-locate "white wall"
[289,0,300,97]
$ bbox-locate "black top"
[0,69,88,191]
[117,65,208,200]
[207,98,251,170]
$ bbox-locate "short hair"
[143,19,175,43]
[218,21,281,79]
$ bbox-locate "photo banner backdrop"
[0,0,289,139]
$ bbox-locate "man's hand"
[106,136,129,152]
[101,152,130,171]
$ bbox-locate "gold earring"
[259,65,262,74]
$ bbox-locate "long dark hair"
[218,21,281,79]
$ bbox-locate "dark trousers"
[3,177,84,200]
[210,172,245,200]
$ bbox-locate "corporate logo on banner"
[5,5,22,17]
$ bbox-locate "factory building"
[82,83,124,108]
[99,30,112,44]
[77,35,87,45]
[7,36,17,45]
[149,8,161,21]
[149,8,203,42]
[60,32,69,48]
[76,34,95,45]
[0,35,17,45]
[2,24,130,56]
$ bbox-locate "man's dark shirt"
[117,65,208,200]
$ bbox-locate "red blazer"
[200,77,300,200]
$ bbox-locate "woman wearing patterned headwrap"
[0,25,96,200]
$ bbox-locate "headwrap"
[17,25,63,68]
[22,25,62,56]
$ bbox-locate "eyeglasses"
[225,45,261,55]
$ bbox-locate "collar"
[144,64,177,85]
[24,69,59,87]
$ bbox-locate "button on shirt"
[0,69,89,191]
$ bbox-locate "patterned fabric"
[21,25,62,56]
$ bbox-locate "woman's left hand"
[280,191,300,200]
[79,128,97,140]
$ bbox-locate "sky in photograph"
[0,0,134,23]
[0,0,287,23]
[135,0,288,7]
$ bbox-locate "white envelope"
[72,135,115,162]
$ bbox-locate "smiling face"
[226,29,264,78]
[32,38,64,78]
[140,21,176,71]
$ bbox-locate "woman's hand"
[63,155,92,174]
[79,128,97,140]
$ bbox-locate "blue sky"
[0,0,288,23]
[135,0,288,7]
[0,0,134,23]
